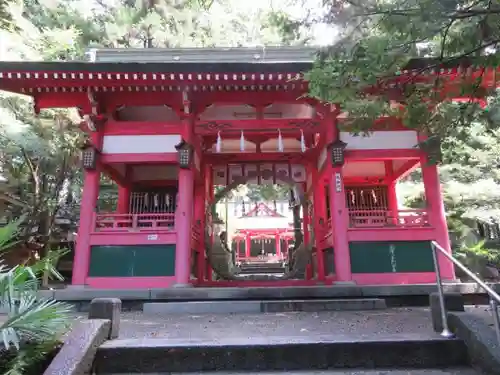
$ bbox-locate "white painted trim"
[102,135,181,154]
[340,131,418,150]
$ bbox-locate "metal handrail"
[431,241,500,344]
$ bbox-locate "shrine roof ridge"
[86,46,319,64]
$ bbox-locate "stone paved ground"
[182,370,479,375]
[0,304,494,341]
[110,369,480,374]
[465,304,500,329]
[73,307,438,341]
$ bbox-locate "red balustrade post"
[72,166,101,286]
[131,215,138,230]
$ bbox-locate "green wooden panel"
[394,241,434,272]
[89,246,132,277]
[349,241,434,274]
[350,242,393,273]
[322,247,335,276]
[132,245,176,277]
[89,245,176,277]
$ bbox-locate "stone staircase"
[89,299,484,375]
[238,261,286,275]
[44,295,497,375]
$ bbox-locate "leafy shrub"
[0,217,72,375]
[454,240,500,279]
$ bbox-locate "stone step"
[240,262,284,267]
[142,298,387,315]
[104,368,480,375]
[93,334,469,373]
[239,267,286,274]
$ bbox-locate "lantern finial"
[240,130,245,152]
[216,131,222,153]
[300,129,306,152]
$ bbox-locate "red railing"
[93,213,175,232]
[348,209,429,228]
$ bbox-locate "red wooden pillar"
[117,185,130,214]
[174,168,194,286]
[421,157,455,280]
[313,170,326,281]
[194,179,205,281]
[329,166,352,282]
[245,235,251,259]
[302,183,310,245]
[205,164,213,281]
[275,233,281,258]
[72,166,101,286]
[236,240,240,261]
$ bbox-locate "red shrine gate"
[0,47,497,289]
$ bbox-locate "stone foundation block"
[88,298,121,339]
[429,292,464,332]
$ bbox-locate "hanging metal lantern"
[81,144,97,170]
[175,139,194,169]
[329,139,347,166]
[420,135,442,164]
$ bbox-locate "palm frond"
[0,215,26,252]
[0,298,72,350]
[29,248,69,282]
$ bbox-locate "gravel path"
[73,307,438,341]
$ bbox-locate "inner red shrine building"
[0,47,496,289]
[225,200,295,263]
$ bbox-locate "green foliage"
[0,216,24,251]
[246,184,290,203]
[454,240,500,280]
[456,240,500,264]
[307,0,500,141]
[0,99,84,244]
[0,218,71,374]
[0,0,16,31]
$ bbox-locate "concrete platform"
[43,282,499,302]
[94,334,468,373]
[143,298,386,314]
